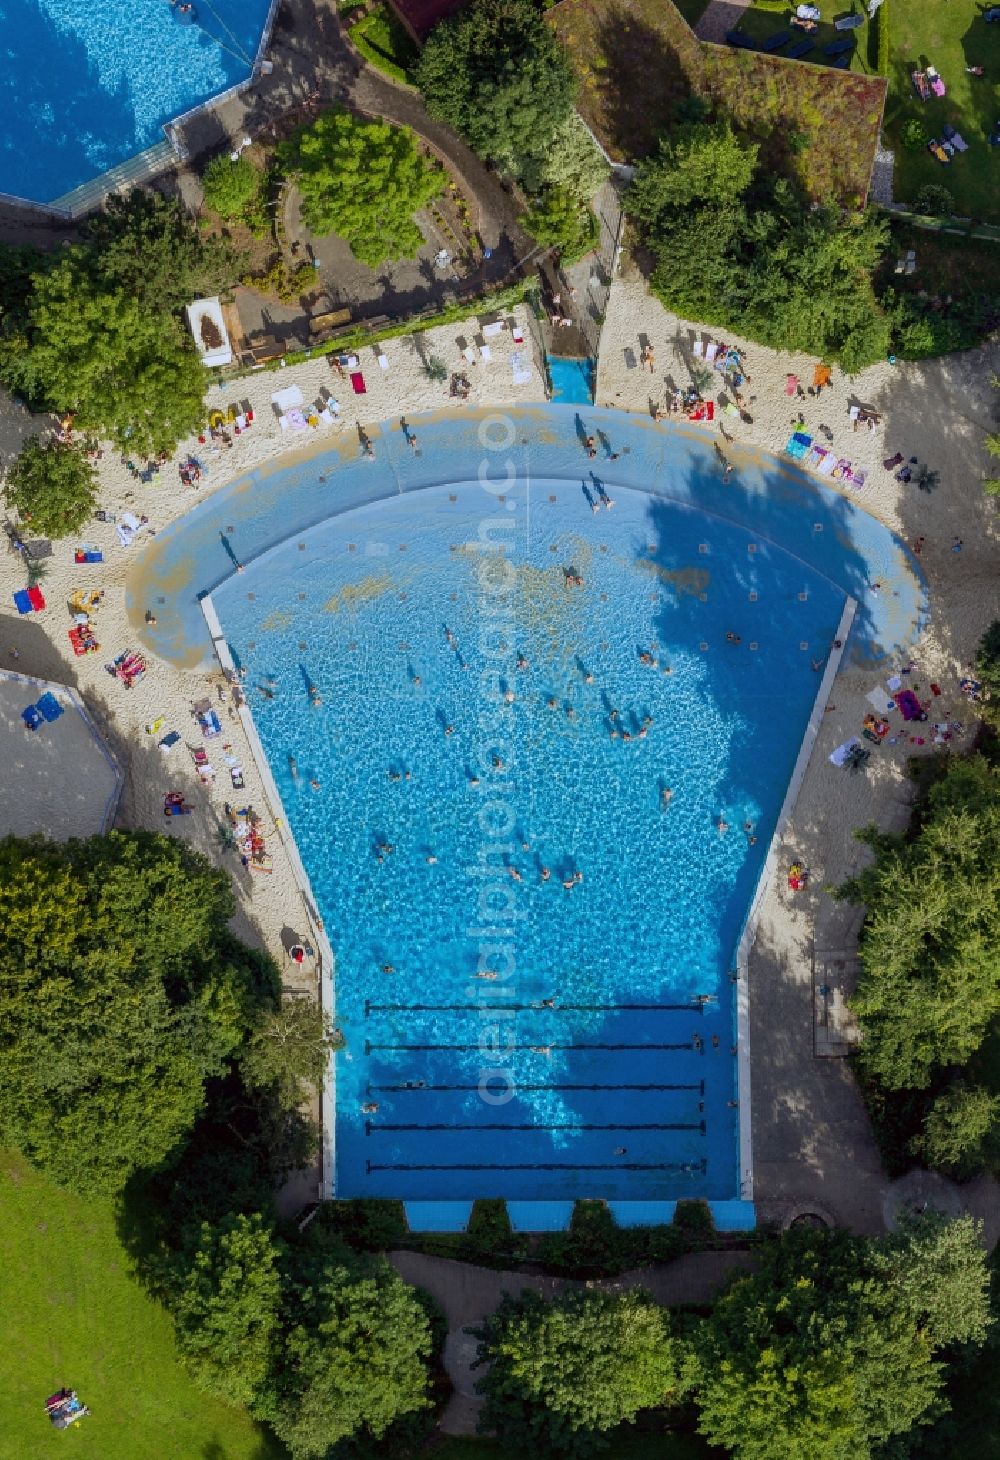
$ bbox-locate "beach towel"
[271,385,304,413]
[895,689,924,721]
[817,453,836,476]
[850,468,867,488]
[813,364,832,389]
[706,343,720,363]
[785,374,799,396]
[483,321,503,338]
[159,731,181,752]
[866,687,895,715]
[830,737,861,768]
[116,522,136,548]
[512,326,524,344]
[692,339,704,357]
[75,549,103,563]
[807,445,828,468]
[462,346,476,365]
[351,371,366,395]
[786,432,812,460]
[280,408,309,432]
[200,709,222,737]
[832,458,852,479]
[511,351,532,386]
[27,585,45,611]
[21,705,43,731]
[377,353,389,371]
[13,589,31,614]
[883,453,903,470]
[121,512,141,532]
[37,691,63,722]
[480,345,492,363]
[231,766,245,789]
[623,347,637,370]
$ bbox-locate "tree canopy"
[629,124,892,373]
[869,1211,992,1350]
[473,1288,681,1456]
[0,832,275,1193]
[415,0,576,185]
[279,110,443,268]
[0,192,240,455]
[2,437,97,538]
[688,1228,946,1460]
[838,754,1000,1090]
[523,186,599,265]
[270,1259,433,1457]
[172,1213,284,1408]
[239,998,343,1098]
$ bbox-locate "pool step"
[48,138,180,219]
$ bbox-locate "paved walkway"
[388,1248,754,1435]
[695,0,752,44]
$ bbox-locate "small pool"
[1,0,273,203]
[549,356,595,405]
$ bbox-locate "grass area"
[0,1152,283,1460]
[349,3,419,83]
[882,0,1000,222]
[876,222,1000,298]
[736,0,877,74]
[548,0,885,202]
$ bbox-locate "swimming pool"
[131,404,926,1227]
[1,0,273,204]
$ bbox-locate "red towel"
[351,372,366,394]
[27,585,45,611]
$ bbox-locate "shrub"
[349,4,417,83]
[902,119,927,150]
[913,184,954,217]
[202,154,264,221]
[523,186,599,264]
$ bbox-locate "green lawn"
[735,0,877,75]
[883,0,1000,221]
[0,1153,284,1460]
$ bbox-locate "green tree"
[688,1228,944,1460]
[271,1259,433,1457]
[917,1081,1000,1178]
[0,831,273,1193]
[80,189,242,313]
[838,755,1000,1089]
[473,1288,681,1456]
[279,110,443,268]
[3,437,97,538]
[870,1211,992,1349]
[415,0,575,183]
[523,187,599,264]
[172,1213,284,1408]
[630,123,759,225]
[0,256,206,455]
[531,112,609,202]
[976,619,1000,706]
[202,154,264,221]
[240,998,342,1097]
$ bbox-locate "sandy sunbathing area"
[1,278,997,1226]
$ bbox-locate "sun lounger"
[725,29,756,47]
[705,342,719,363]
[377,353,390,371]
[480,344,492,363]
[351,371,366,394]
[13,589,31,614]
[785,38,815,57]
[761,29,790,51]
[37,691,63,722]
[21,705,43,731]
[912,70,931,100]
[27,585,45,611]
[825,37,854,53]
[835,12,863,27]
[511,351,532,385]
[832,51,852,67]
[692,338,704,357]
[512,325,524,344]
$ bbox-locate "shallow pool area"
[131,404,926,1226]
[548,356,595,405]
[2,0,272,204]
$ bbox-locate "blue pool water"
[213,478,846,1206]
[1,0,272,202]
[549,356,595,404]
[129,404,927,1219]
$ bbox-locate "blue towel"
[21,705,43,730]
[786,433,813,461]
[13,589,31,614]
[37,691,64,722]
[82,551,103,563]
